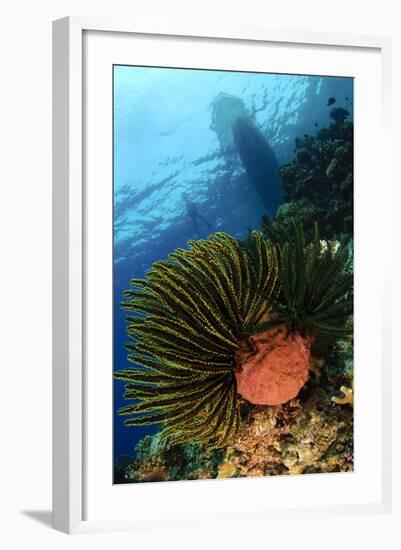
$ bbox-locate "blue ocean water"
[113,65,353,465]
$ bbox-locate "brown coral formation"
[220,382,352,477]
[234,325,311,406]
[126,457,168,483]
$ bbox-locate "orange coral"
[234,325,311,405]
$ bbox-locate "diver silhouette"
[182,192,213,235]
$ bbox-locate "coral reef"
[278,108,353,240]
[123,433,225,482]
[114,86,355,483]
[264,199,319,243]
[115,220,353,469]
[120,343,353,482]
[115,231,280,448]
[230,392,352,476]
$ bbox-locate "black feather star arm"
[115,231,280,448]
[262,217,353,340]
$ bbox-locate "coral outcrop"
[278,109,353,240]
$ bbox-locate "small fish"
[314,122,319,127]
[327,96,336,106]
[345,96,348,101]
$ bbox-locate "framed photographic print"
[52,17,392,533]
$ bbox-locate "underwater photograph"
[113,65,354,484]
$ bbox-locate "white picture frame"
[52,16,392,534]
